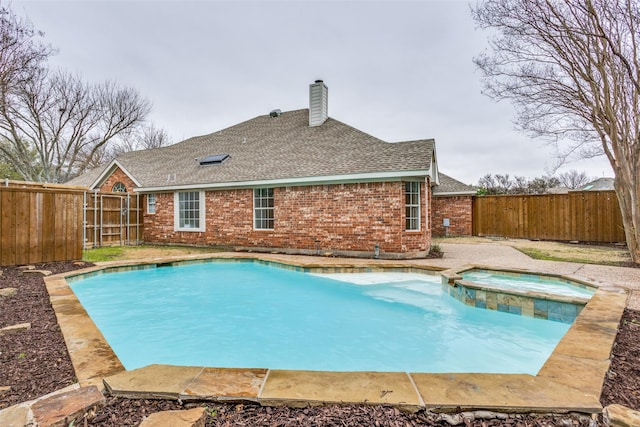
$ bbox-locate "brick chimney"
[309,80,328,127]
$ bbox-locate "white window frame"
[112,182,127,192]
[147,193,156,214]
[174,191,205,232]
[253,188,274,230]
[405,182,421,231]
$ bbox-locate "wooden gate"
[84,191,143,248]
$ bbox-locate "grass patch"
[82,246,126,262]
[514,246,628,266]
[82,245,225,262]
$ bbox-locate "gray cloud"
[13,0,612,184]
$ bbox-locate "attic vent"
[270,109,282,117]
[199,154,229,165]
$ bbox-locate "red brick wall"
[98,167,137,193]
[144,181,431,257]
[431,195,473,237]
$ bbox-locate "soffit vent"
[198,154,230,166]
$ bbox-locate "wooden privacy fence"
[473,190,626,243]
[0,181,144,266]
[0,181,84,266]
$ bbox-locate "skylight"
[199,154,229,166]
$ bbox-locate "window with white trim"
[147,193,156,214]
[405,182,420,231]
[174,191,205,231]
[112,182,126,192]
[253,188,274,230]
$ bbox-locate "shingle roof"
[433,173,476,195]
[66,166,107,187]
[578,177,615,191]
[68,109,436,190]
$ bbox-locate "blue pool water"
[461,270,595,298]
[70,262,571,374]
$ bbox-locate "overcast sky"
[13,0,613,185]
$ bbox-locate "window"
[405,182,420,231]
[147,193,156,214]
[199,154,229,165]
[112,182,126,192]
[174,191,205,231]
[254,188,274,230]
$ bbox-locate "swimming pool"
[69,261,571,374]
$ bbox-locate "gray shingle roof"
[578,177,614,191]
[433,173,476,195]
[69,109,436,190]
[66,166,107,187]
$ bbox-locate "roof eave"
[134,170,431,193]
[433,191,476,196]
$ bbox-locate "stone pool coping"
[44,252,628,414]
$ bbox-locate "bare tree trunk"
[614,170,640,262]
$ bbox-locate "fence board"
[472,191,626,243]
[0,183,85,266]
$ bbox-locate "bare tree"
[557,170,594,189]
[0,3,152,183]
[473,0,640,262]
[478,173,515,194]
[478,173,561,195]
[0,4,53,97]
[0,69,151,182]
[108,124,172,159]
[528,176,561,194]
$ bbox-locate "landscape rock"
[22,269,52,276]
[0,403,33,427]
[138,407,207,427]
[0,288,17,298]
[17,265,35,270]
[31,385,105,427]
[0,322,31,336]
[0,386,10,396]
[438,412,464,425]
[604,404,640,427]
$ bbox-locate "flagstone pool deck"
[43,242,635,414]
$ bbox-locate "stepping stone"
[104,364,204,399]
[31,385,105,427]
[0,323,31,336]
[22,270,52,276]
[139,407,207,427]
[0,288,17,298]
[0,403,33,427]
[604,404,640,427]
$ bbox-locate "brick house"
[69,81,473,258]
[432,174,476,237]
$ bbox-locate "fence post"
[82,191,87,251]
[93,190,98,248]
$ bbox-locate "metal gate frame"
[83,190,142,249]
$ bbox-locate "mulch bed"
[1,261,638,426]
